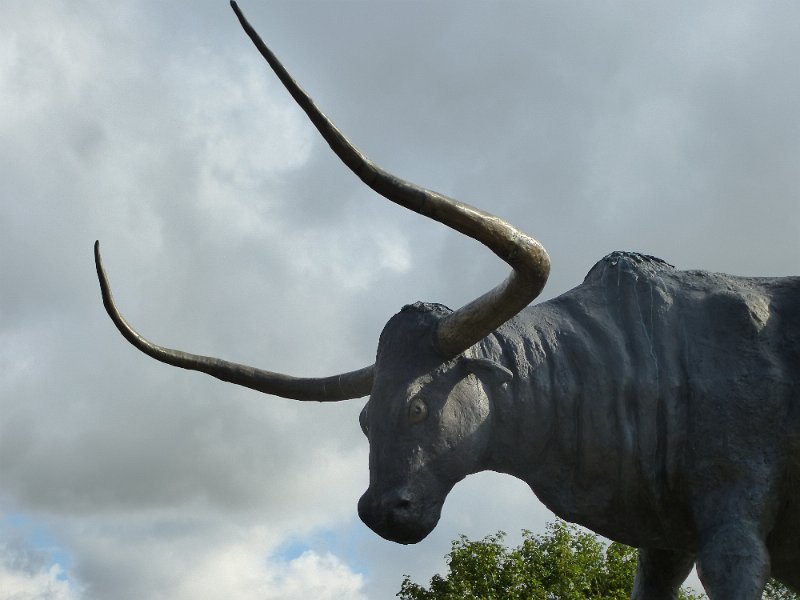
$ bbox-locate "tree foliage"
[398,520,797,600]
[764,579,800,600]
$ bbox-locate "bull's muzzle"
[358,487,442,545]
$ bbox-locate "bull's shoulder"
[583,251,676,283]
[582,250,798,299]
[574,250,684,309]
[574,250,800,342]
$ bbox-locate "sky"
[1,1,799,598]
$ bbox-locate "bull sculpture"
[94,3,800,598]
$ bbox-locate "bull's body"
[98,5,800,597]
[498,252,799,573]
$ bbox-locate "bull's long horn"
[231,2,550,357]
[94,242,374,401]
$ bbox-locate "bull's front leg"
[690,471,778,599]
[695,521,770,600]
[631,547,695,600]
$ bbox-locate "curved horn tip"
[94,240,102,267]
[94,240,107,273]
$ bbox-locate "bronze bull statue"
[94,3,800,598]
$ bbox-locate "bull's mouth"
[358,488,443,545]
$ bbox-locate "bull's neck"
[479,302,586,481]
[480,297,638,493]
[478,295,686,543]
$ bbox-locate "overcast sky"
[2,1,799,598]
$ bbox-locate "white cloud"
[177,544,366,600]
[266,551,366,600]
[53,520,366,600]
[0,564,77,600]
[0,534,80,600]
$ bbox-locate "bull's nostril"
[387,490,414,515]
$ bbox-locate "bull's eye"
[408,397,428,425]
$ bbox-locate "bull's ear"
[462,358,513,386]
[359,402,370,438]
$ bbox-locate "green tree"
[397,520,792,600]
[764,579,800,600]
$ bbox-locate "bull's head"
[94,2,549,544]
